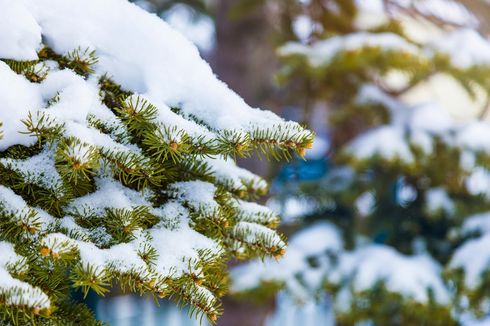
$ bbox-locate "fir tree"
[232,1,490,325]
[0,0,313,325]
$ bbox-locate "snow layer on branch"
[0,185,57,231]
[400,0,478,27]
[0,62,42,150]
[231,222,342,301]
[279,32,419,67]
[43,207,220,279]
[20,0,305,138]
[450,211,490,288]
[357,85,407,125]
[354,0,476,30]
[203,156,267,192]
[462,212,490,236]
[0,186,32,215]
[0,0,311,151]
[150,218,221,277]
[167,181,219,216]
[331,245,449,306]
[466,168,490,197]
[289,222,342,256]
[347,126,414,163]
[234,200,276,221]
[350,89,458,163]
[151,203,222,278]
[424,187,455,216]
[429,29,490,69]
[409,103,454,134]
[0,146,64,193]
[450,234,490,289]
[349,85,490,163]
[0,241,51,309]
[0,0,41,60]
[66,177,153,217]
[455,122,490,154]
[354,0,388,29]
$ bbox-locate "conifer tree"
[0,0,313,325]
[232,1,490,324]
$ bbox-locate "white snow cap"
[347,126,414,163]
[430,29,490,69]
[0,0,41,60]
[0,0,309,150]
[231,222,342,302]
[450,234,490,289]
[331,245,449,305]
[279,32,419,67]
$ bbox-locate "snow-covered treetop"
[0,0,313,324]
[233,0,490,324]
[277,0,490,170]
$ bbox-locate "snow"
[203,156,267,193]
[24,0,305,138]
[424,188,455,216]
[354,0,388,29]
[331,245,449,306]
[356,0,384,15]
[151,202,222,277]
[347,126,414,163]
[279,32,419,67]
[292,15,315,42]
[0,146,64,193]
[0,241,51,309]
[0,62,42,150]
[289,222,342,256]
[0,0,312,315]
[460,150,477,171]
[267,197,319,223]
[410,130,433,154]
[167,181,218,216]
[357,85,406,125]
[455,122,490,154]
[231,222,285,250]
[465,316,490,326]
[465,167,490,198]
[409,0,477,27]
[0,0,41,60]
[42,205,221,279]
[462,212,490,236]
[409,103,454,134]
[0,185,33,215]
[231,222,342,301]
[396,180,417,207]
[41,232,147,272]
[66,177,153,217]
[355,192,376,216]
[451,211,490,288]
[234,200,279,226]
[151,221,221,277]
[450,234,490,289]
[0,0,310,151]
[429,29,490,69]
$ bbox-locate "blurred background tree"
[231,1,490,325]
